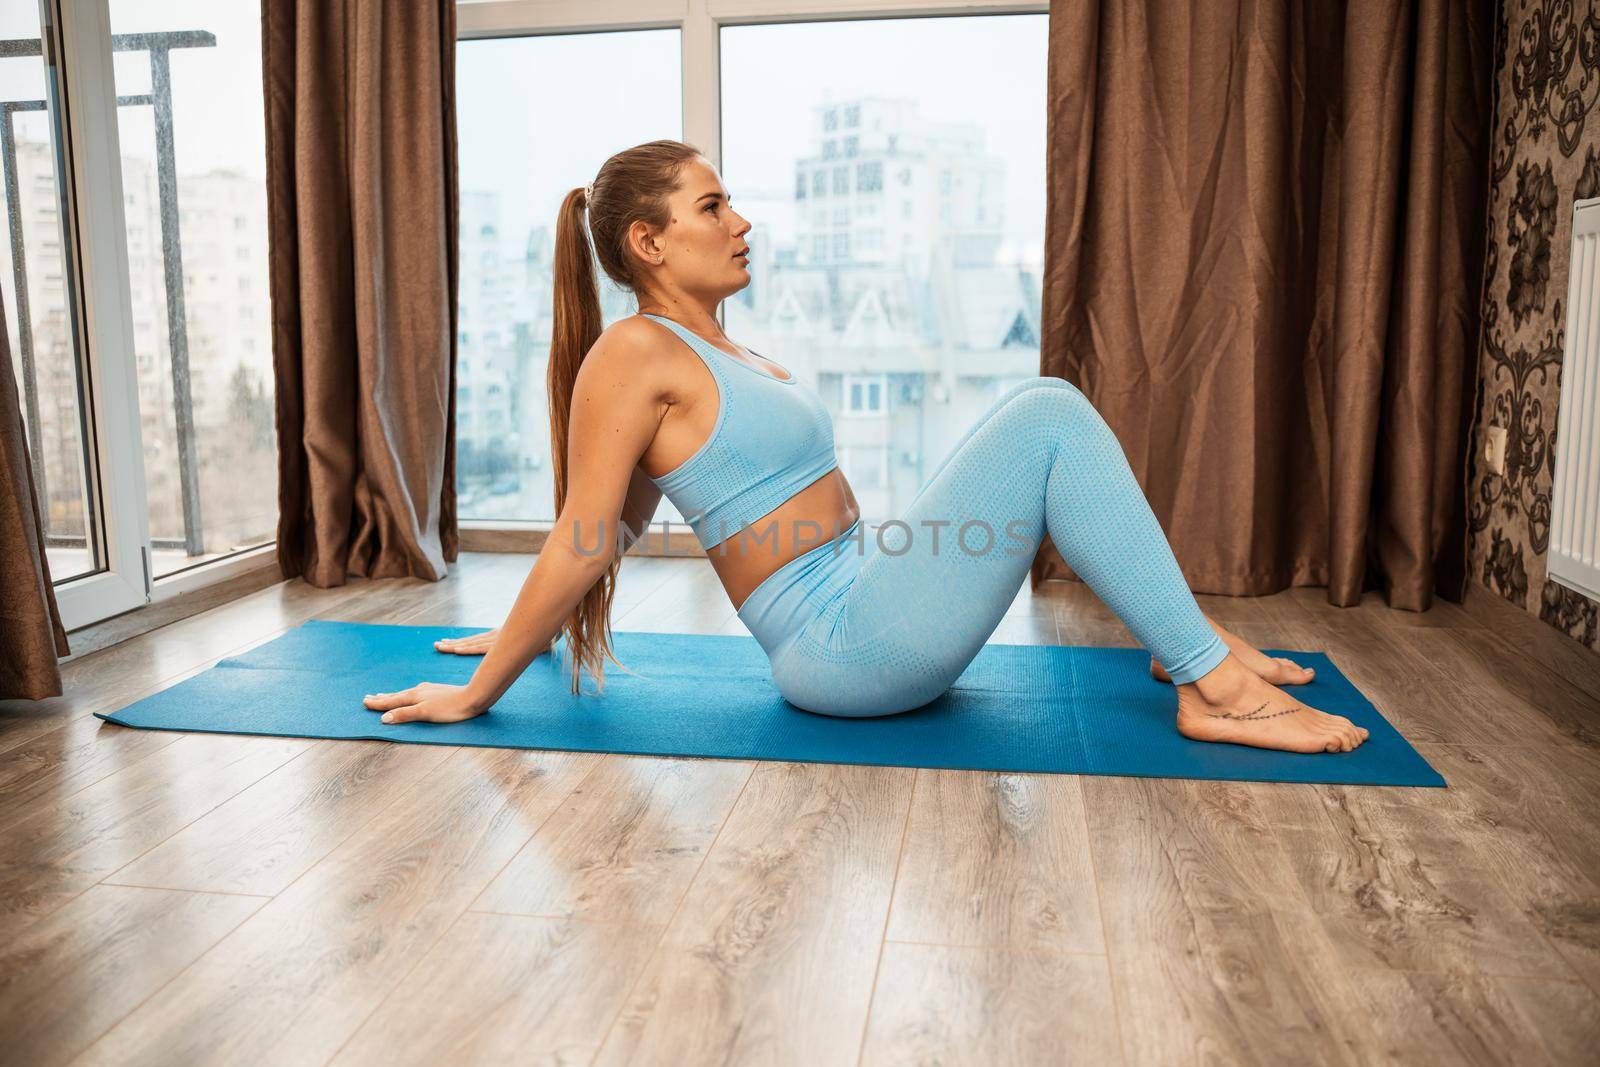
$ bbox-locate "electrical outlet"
[1484,424,1507,475]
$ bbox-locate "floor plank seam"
[586,760,759,1065]
[319,750,613,1066]
[1412,741,1575,749]
[461,908,666,927]
[95,882,274,900]
[1077,787,1129,1067]
[853,767,918,1067]
[1342,964,1597,983]
[879,938,1113,956]
[1258,782,1466,1056]
[0,732,190,837]
[95,741,460,906]
[157,748,473,940]
[1489,889,1600,994]
[65,883,272,1064]
[84,737,318,887]
[4,737,307,951]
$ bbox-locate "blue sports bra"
[641,313,839,550]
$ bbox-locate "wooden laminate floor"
[2,550,1598,1066]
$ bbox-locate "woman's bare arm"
[460,326,669,710]
[364,321,669,722]
[433,466,661,658]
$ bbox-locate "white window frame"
[40,1,148,629]
[457,0,1049,547]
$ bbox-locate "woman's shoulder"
[600,313,657,342]
[578,315,684,401]
[596,314,682,359]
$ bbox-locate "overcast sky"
[1,0,266,175]
[3,6,1045,260]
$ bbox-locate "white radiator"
[1550,195,1600,602]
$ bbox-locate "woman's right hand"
[434,628,500,656]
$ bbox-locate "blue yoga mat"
[95,619,1444,787]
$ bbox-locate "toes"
[1274,657,1314,681]
[1319,725,1355,753]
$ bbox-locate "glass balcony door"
[2,0,275,632]
[108,0,277,581]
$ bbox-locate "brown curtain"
[1,287,70,700]
[262,0,460,587]
[1033,0,1491,610]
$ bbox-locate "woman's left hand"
[362,682,486,725]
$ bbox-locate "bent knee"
[997,377,1103,430]
[999,375,1085,405]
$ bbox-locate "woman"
[364,139,1368,755]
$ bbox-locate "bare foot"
[1175,655,1369,754]
[434,628,500,656]
[1152,619,1314,686]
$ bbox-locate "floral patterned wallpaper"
[1468,0,1600,652]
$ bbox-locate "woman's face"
[634,157,753,303]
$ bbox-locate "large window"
[454,6,1046,530]
[454,29,681,524]
[722,13,1046,522]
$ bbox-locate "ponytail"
[545,140,702,694]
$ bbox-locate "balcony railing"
[2,30,216,557]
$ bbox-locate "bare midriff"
[705,470,860,612]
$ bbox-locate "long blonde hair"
[547,139,704,694]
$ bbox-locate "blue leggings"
[735,376,1229,717]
